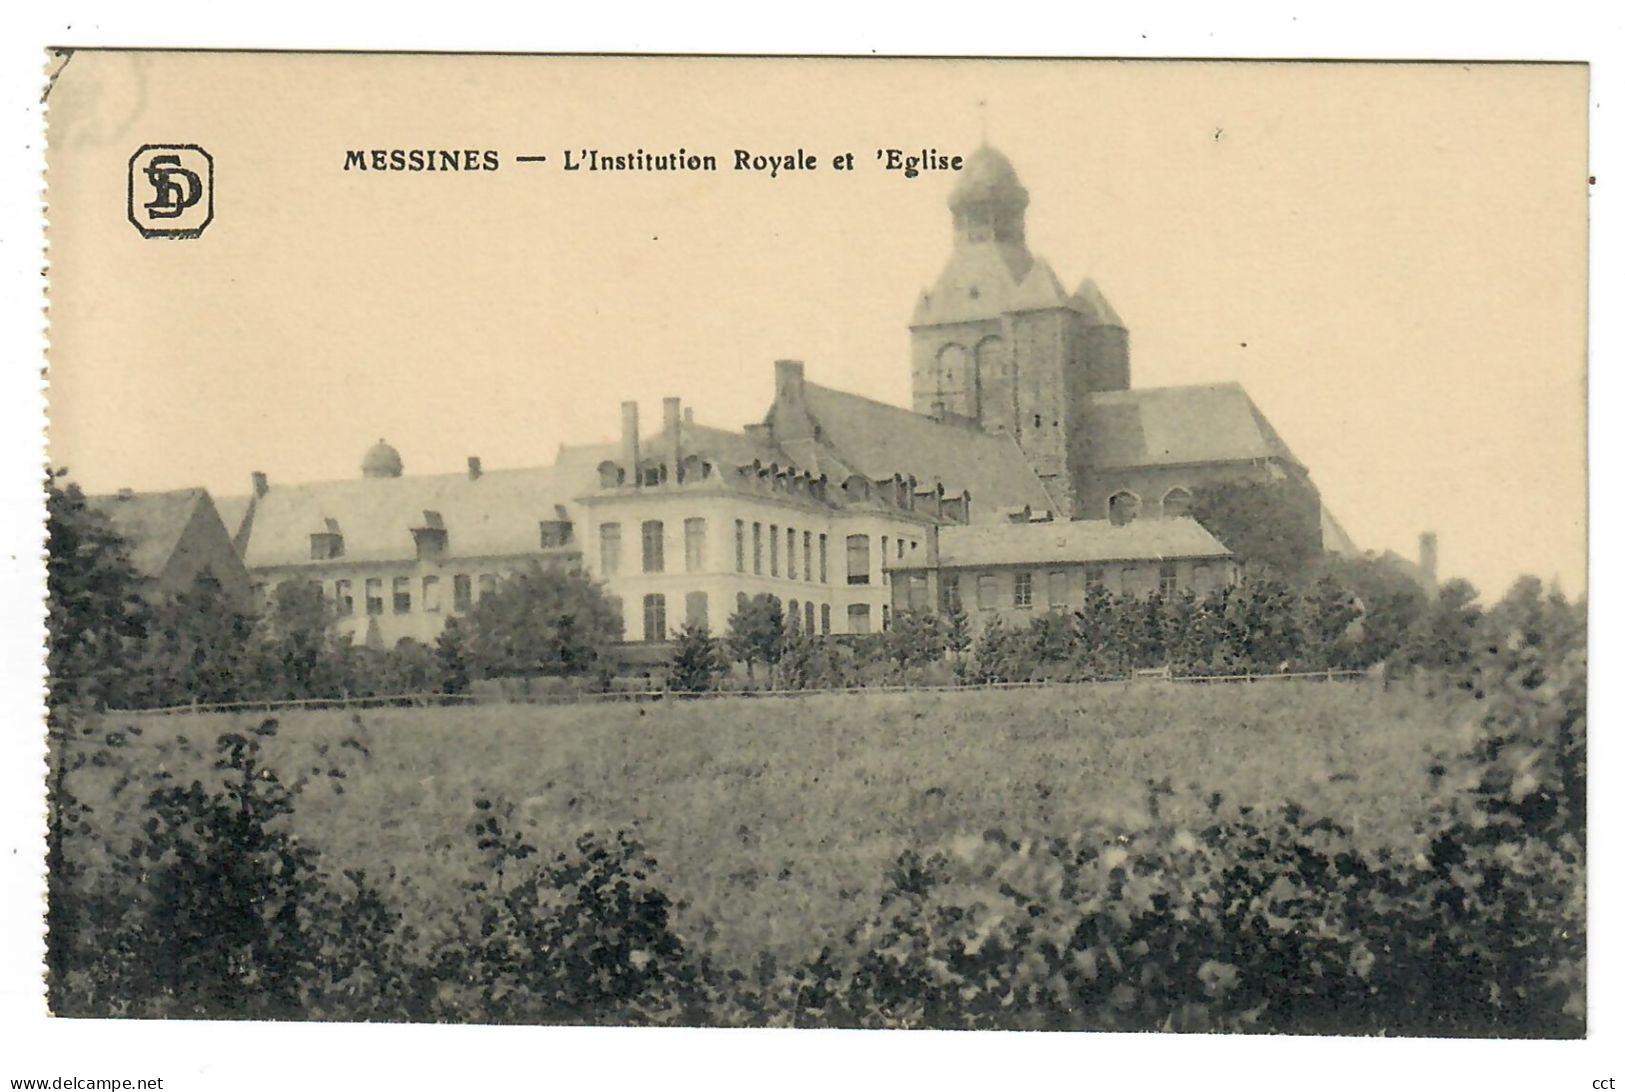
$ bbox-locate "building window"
[453,574,472,612]
[882,604,891,631]
[899,538,907,559]
[1014,572,1034,609]
[880,536,889,584]
[393,576,411,614]
[735,520,746,572]
[770,524,780,576]
[1085,567,1105,594]
[423,575,442,613]
[1162,486,1193,519]
[334,579,354,616]
[803,531,813,582]
[753,522,763,575]
[804,600,816,633]
[1108,491,1141,526]
[1048,570,1069,609]
[846,534,870,585]
[310,531,344,561]
[684,517,706,572]
[1159,563,1178,597]
[976,573,998,610]
[786,527,798,579]
[642,593,667,641]
[907,572,931,610]
[847,603,871,634]
[685,590,708,630]
[787,598,800,632]
[941,574,961,611]
[478,573,497,600]
[539,519,573,549]
[819,534,828,582]
[820,604,831,635]
[642,520,664,573]
[365,578,384,615]
[599,522,622,576]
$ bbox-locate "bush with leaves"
[669,623,729,693]
[433,796,709,1024]
[726,593,786,683]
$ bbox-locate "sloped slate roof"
[643,422,790,471]
[1083,382,1304,470]
[213,494,252,545]
[801,382,1055,520]
[87,488,209,580]
[893,516,1232,570]
[240,444,610,569]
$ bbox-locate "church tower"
[909,144,1130,518]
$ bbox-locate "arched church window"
[1161,487,1193,519]
[1108,491,1141,526]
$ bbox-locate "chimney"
[683,406,694,426]
[663,396,683,483]
[467,456,482,480]
[1419,531,1438,592]
[116,487,134,501]
[773,359,816,445]
[251,471,269,498]
[620,401,641,486]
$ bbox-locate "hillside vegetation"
[83,683,1452,971]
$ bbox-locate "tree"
[884,608,947,671]
[126,572,260,708]
[1189,479,1323,582]
[726,593,786,682]
[1324,555,1428,668]
[457,564,624,681]
[942,600,972,661]
[668,623,729,693]
[1299,573,1362,671]
[255,579,350,699]
[44,468,149,709]
[1401,577,1482,683]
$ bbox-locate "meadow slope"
[85,681,1465,967]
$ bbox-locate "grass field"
[80,681,1467,968]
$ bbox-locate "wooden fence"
[104,669,1373,716]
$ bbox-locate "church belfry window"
[1162,487,1193,519]
[1108,491,1141,526]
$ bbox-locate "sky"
[44,55,1588,600]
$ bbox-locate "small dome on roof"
[950,144,1029,210]
[361,438,403,478]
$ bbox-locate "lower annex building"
[226,144,1357,648]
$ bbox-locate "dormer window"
[412,510,448,561]
[310,518,344,560]
[539,519,574,549]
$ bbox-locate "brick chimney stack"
[1419,531,1438,594]
[251,471,269,498]
[467,456,482,481]
[620,401,641,486]
[663,396,684,482]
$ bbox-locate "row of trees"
[48,467,1494,705]
[667,554,1484,692]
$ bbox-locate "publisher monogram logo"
[127,144,214,239]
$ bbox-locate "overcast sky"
[45,55,1587,600]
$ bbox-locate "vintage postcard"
[37,52,1587,1046]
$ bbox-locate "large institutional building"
[222,146,1351,648]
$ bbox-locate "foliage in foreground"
[47,581,1584,1035]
